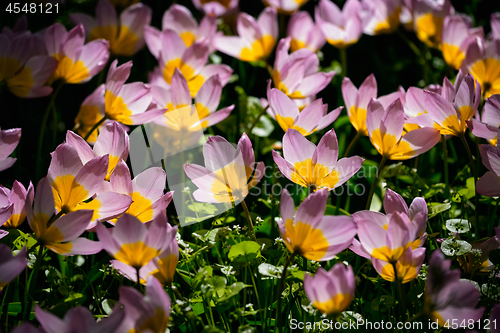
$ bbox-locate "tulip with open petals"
[0,32,57,98]
[315,0,362,49]
[412,0,454,48]
[0,245,27,289]
[35,305,125,333]
[192,0,239,17]
[263,0,308,15]
[214,8,278,62]
[361,0,401,36]
[0,128,21,172]
[441,15,483,70]
[423,73,481,136]
[273,129,363,192]
[272,37,334,99]
[367,98,441,160]
[287,11,326,52]
[71,0,151,56]
[118,276,171,333]
[65,122,129,181]
[48,143,132,229]
[462,38,500,98]
[278,189,356,261]
[102,161,173,223]
[146,30,232,97]
[97,213,174,269]
[44,23,109,84]
[267,86,342,136]
[152,69,234,132]
[423,250,485,326]
[184,133,265,203]
[26,178,103,255]
[304,263,355,316]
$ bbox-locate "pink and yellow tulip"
[65,122,129,181]
[423,73,481,136]
[361,0,401,35]
[147,29,232,97]
[372,246,426,283]
[71,0,151,56]
[214,7,278,62]
[315,0,362,49]
[96,213,173,269]
[423,250,485,326]
[412,0,454,48]
[273,129,363,191]
[267,86,341,136]
[184,133,265,203]
[48,143,132,228]
[278,189,357,261]
[44,23,110,84]
[367,98,441,160]
[0,31,57,98]
[287,11,326,52]
[118,276,171,333]
[441,15,483,70]
[192,0,239,17]
[145,4,218,51]
[0,245,27,289]
[0,128,21,172]
[102,161,173,223]
[35,305,124,333]
[0,180,32,229]
[462,38,500,98]
[304,263,355,316]
[151,69,234,132]
[272,37,334,99]
[342,74,377,136]
[73,85,107,144]
[26,178,103,255]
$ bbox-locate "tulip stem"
[460,134,479,237]
[249,105,269,133]
[241,200,256,241]
[343,131,362,157]
[23,246,44,321]
[392,262,407,319]
[442,136,450,198]
[35,81,63,182]
[83,116,107,142]
[340,48,347,77]
[135,267,142,292]
[276,253,296,333]
[366,156,387,210]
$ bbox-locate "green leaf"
[441,237,471,256]
[258,263,282,279]
[218,282,246,302]
[192,302,205,316]
[228,241,261,263]
[102,299,116,315]
[251,115,274,137]
[428,202,451,218]
[187,202,218,215]
[445,219,471,234]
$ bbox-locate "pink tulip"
[146,29,232,97]
[287,11,326,52]
[278,189,357,261]
[44,23,109,84]
[0,128,21,172]
[0,32,57,98]
[412,0,454,48]
[361,0,401,35]
[65,122,129,181]
[491,13,500,41]
[304,263,355,316]
[0,180,32,229]
[184,133,264,203]
[462,38,500,98]
[272,37,335,99]
[273,129,363,191]
[118,276,171,332]
[71,0,151,56]
[315,0,363,49]
[214,7,278,62]
[267,85,342,136]
[263,0,309,15]
[476,132,500,197]
[469,95,500,146]
[192,0,239,17]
